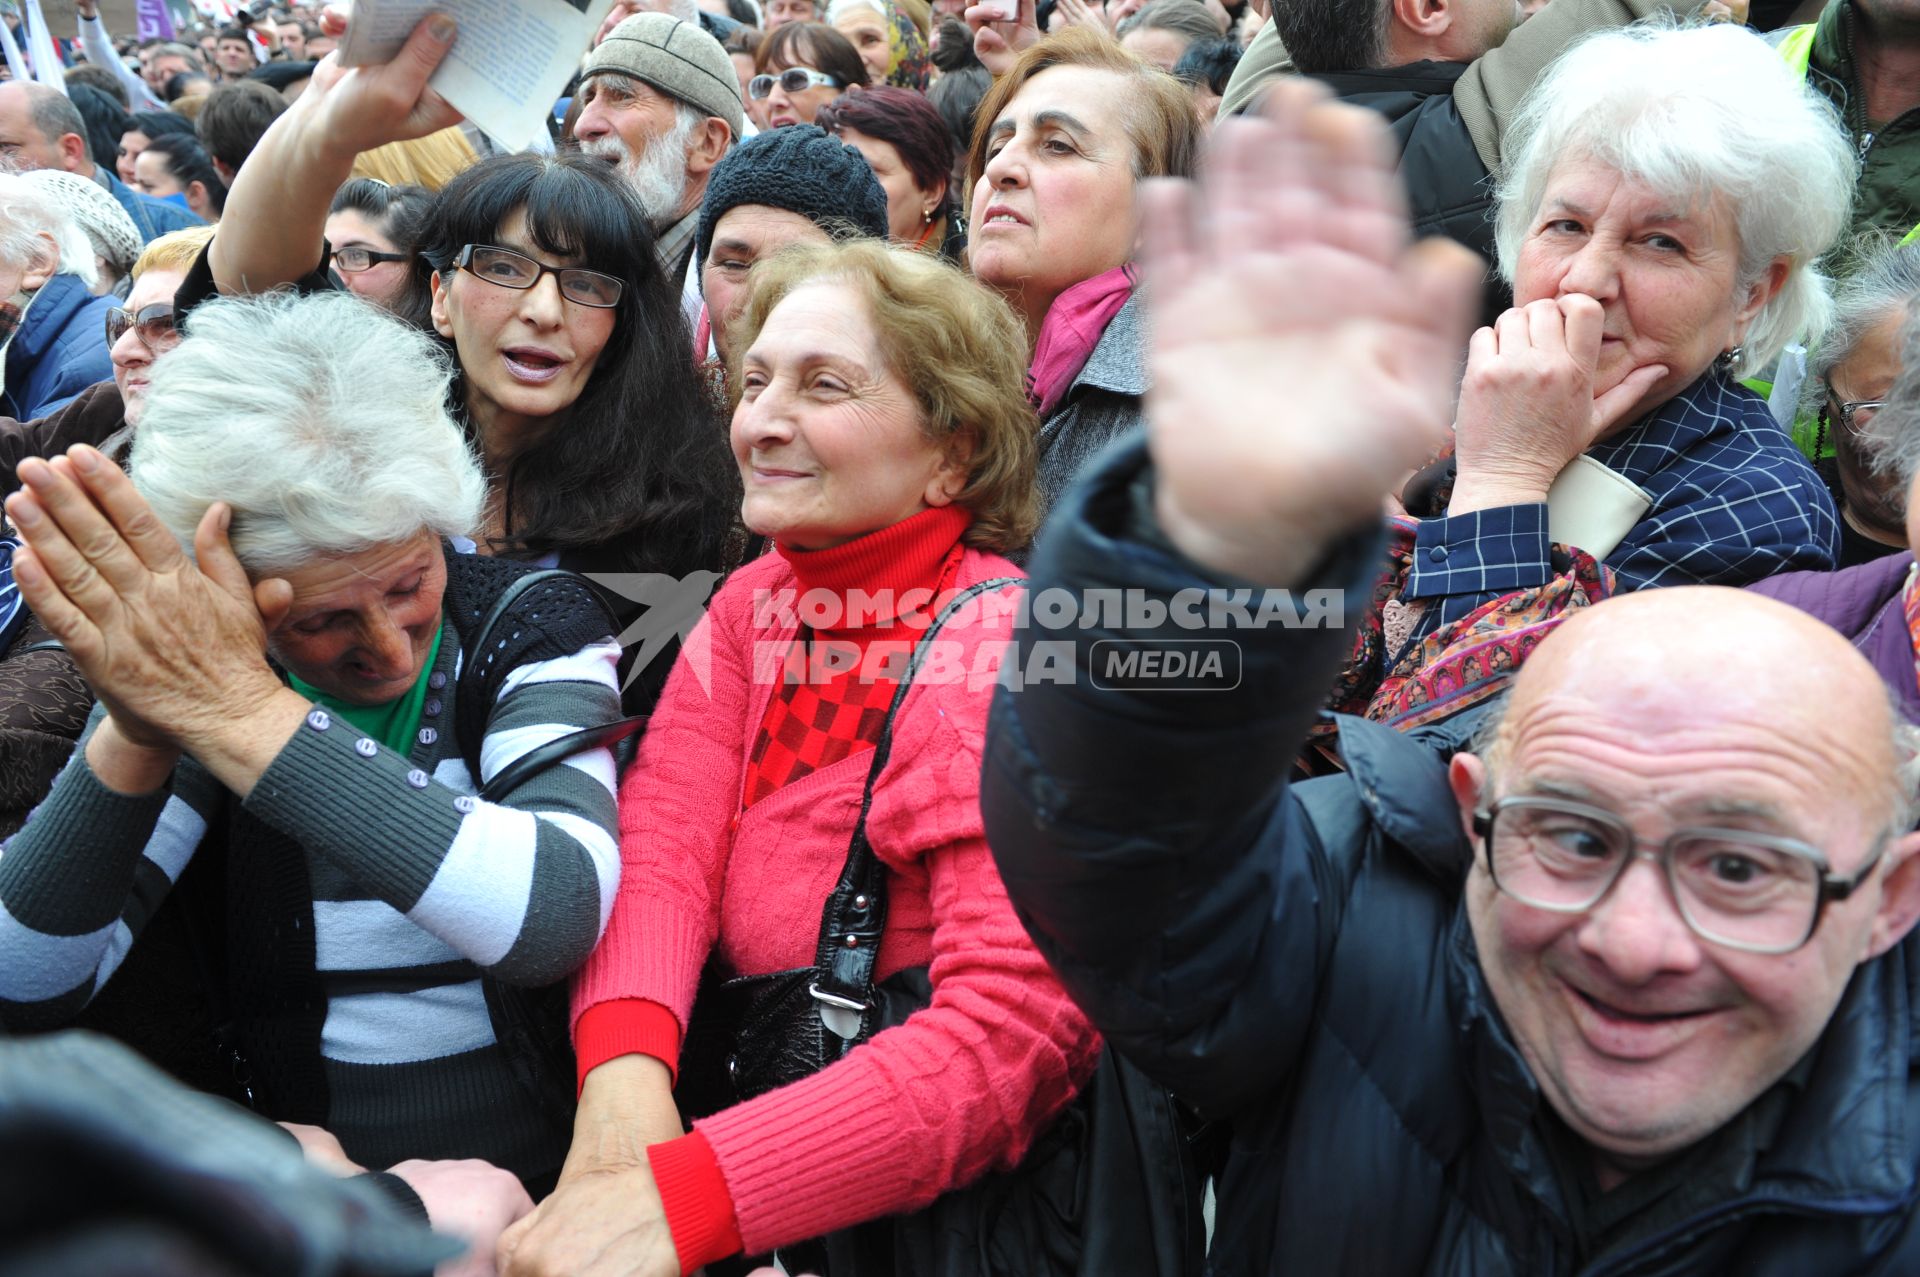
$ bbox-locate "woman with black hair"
[325,178,435,320]
[117,110,196,186]
[192,15,741,713]
[131,133,227,224]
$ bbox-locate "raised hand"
[1138,79,1483,586]
[965,0,1040,76]
[301,12,464,159]
[1446,296,1667,516]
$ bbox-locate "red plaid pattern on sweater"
[742,639,898,806]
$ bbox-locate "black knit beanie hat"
[695,124,892,269]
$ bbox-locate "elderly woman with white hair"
[0,174,116,422]
[0,290,625,1203]
[1350,21,1855,733]
[1796,237,1920,568]
[1755,296,1920,723]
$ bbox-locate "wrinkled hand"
[301,11,464,159]
[1447,296,1666,514]
[5,448,292,752]
[281,1122,365,1176]
[390,1158,535,1277]
[557,1056,687,1189]
[497,1160,679,1277]
[1139,79,1483,585]
[965,0,1039,75]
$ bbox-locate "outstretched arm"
[208,14,462,297]
[983,81,1482,1112]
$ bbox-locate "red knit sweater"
[571,507,1099,1269]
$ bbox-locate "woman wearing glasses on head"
[190,15,740,717]
[752,22,869,128]
[324,178,435,321]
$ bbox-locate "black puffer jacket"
[981,436,1920,1275]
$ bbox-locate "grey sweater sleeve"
[0,712,220,1026]
[241,637,625,987]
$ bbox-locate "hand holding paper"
[306,11,466,160]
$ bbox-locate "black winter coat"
[981,436,1920,1275]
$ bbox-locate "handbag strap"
[806,575,1021,1035]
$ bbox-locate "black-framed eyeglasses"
[1824,384,1885,436]
[453,244,624,309]
[104,302,176,352]
[748,66,843,100]
[1473,795,1888,955]
[333,244,411,273]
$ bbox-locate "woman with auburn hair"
[965,28,1199,511]
[817,86,964,259]
[498,239,1098,1277]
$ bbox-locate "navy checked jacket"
[1403,371,1840,629]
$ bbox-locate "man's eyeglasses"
[104,303,177,352]
[1474,795,1888,955]
[453,244,624,309]
[333,244,411,273]
[748,67,844,100]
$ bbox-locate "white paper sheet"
[341,0,616,151]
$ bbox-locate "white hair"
[825,0,885,22]
[1493,20,1856,377]
[577,97,705,220]
[0,173,99,290]
[129,292,486,575]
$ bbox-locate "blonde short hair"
[350,126,480,192]
[731,239,1040,554]
[132,224,217,280]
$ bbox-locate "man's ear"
[20,234,56,292]
[428,269,454,340]
[1390,0,1453,41]
[1449,751,1487,846]
[685,117,733,179]
[57,130,90,175]
[1867,829,1920,959]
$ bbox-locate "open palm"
[1140,80,1483,585]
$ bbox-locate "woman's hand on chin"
[1139,79,1483,586]
[1448,295,1668,516]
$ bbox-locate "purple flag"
[136,0,177,41]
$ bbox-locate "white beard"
[579,117,694,226]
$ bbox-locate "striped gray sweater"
[0,621,623,1179]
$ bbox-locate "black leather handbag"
[676,579,1208,1277]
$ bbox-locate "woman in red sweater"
[500,241,1100,1276]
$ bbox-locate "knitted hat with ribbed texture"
[582,13,745,143]
[695,124,890,269]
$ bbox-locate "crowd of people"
[2,0,1920,1272]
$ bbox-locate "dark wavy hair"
[815,86,953,202]
[139,133,228,215]
[757,21,871,89]
[409,152,737,580]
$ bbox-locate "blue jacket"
[4,275,115,423]
[98,167,203,243]
[982,434,1920,1275]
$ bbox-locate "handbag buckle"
[809,982,867,1040]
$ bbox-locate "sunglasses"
[748,66,844,100]
[333,244,411,273]
[104,302,176,351]
[454,244,624,309]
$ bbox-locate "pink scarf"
[1026,265,1135,419]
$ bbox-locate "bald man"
[982,84,1920,1275]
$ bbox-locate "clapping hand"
[1139,79,1483,585]
[5,449,292,756]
